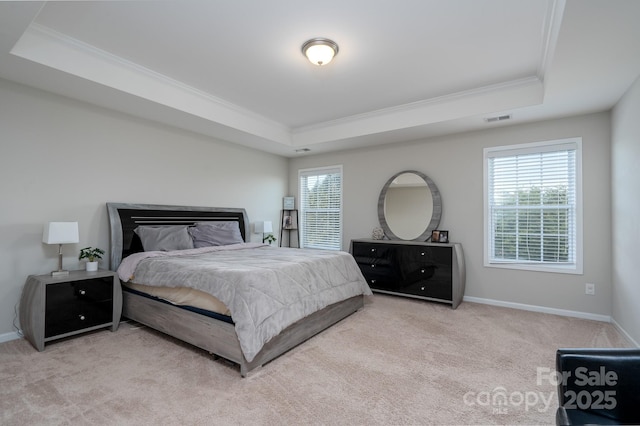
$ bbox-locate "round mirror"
[377,170,441,241]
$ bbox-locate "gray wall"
[3,72,636,345]
[289,112,612,318]
[0,78,288,337]
[612,75,640,346]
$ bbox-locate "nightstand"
[19,270,122,351]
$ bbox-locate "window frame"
[298,165,343,251]
[483,138,583,274]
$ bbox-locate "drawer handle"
[371,279,376,284]
[79,315,86,321]
[370,248,376,252]
[421,252,425,256]
[421,286,425,291]
[421,269,425,273]
[79,289,86,295]
[371,264,375,268]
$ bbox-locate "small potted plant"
[79,247,105,271]
[263,234,277,245]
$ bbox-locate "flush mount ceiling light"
[301,38,339,66]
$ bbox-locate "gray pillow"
[134,225,194,251]
[188,221,244,248]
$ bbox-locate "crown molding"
[11,23,292,145]
[292,76,544,146]
[537,0,566,82]
[294,76,542,133]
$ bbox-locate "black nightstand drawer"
[45,277,114,338]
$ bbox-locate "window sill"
[484,261,583,275]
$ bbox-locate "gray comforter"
[118,243,371,362]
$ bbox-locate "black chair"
[556,348,640,425]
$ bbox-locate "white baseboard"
[610,318,640,348]
[0,330,22,344]
[463,296,612,322]
[5,302,634,347]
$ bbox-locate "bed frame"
[107,203,364,377]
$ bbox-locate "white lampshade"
[43,222,79,244]
[255,221,273,234]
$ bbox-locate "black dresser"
[350,239,465,308]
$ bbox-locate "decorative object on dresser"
[42,221,80,276]
[372,227,385,240]
[78,246,105,271]
[19,269,122,351]
[378,170,441,241]
[280,208,299,248]
[351,239,465,308]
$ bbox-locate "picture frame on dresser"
[430,230,449,243]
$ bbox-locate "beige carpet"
[0,295,631,425]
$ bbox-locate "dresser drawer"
[351,242,393,258]
[402,279,453,301]
[357,262,400,289]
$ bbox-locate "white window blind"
[484,138,582,273]
[299,166,342,250]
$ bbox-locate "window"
[484,138,582,274]
[298,166,343,250]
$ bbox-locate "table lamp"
[43,222,79,276]
[255,221,273,243]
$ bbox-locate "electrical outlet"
[585,283,595,295]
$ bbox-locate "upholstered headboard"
[106,203,249,271]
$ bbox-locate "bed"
[107,202,371,376]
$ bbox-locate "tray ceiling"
[1,0,639,156]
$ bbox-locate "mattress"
[123,282,230,316]
[122,284,234,324]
